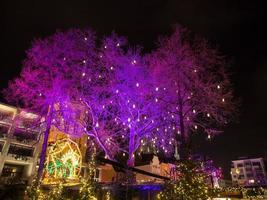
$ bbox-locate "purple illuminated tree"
[3,29,97,181]
[96,34,174,166]
[147,25,237,159]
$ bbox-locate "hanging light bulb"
[155,87,159,91]
[217,85,221,89]
[207,113,210,117]
[136,82,139,87]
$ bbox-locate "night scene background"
[2,0,267,179]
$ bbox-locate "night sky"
[2,0,267,178]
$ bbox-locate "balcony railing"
[11,128,38,143]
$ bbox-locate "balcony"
[10,128,39,144]
[0,124,10,138]
[7,144,34,162]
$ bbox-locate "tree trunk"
[127,131,135,167]
[36,108,53,183]
[178,96,188,160]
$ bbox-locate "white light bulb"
[84,37,88,41]
[155,87,159,91]
[207,113,210,117]
[217,85,221,89]
[136,82,139,87]
[96,122,99,128]
[82,72,86,77]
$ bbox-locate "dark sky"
[2,0,267,178]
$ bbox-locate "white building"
[0,103,42,185]
[231,157,267,186]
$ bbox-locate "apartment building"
[231,157,267,186]
[0,103,42,185]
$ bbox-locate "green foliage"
[158,160,219,200]
[79,152,100,200]
[46,183,65,200]
[25,178,44,200]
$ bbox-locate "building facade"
[0,103,42,185]
[231,157,267,186]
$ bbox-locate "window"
[1,164,24,178]
[237,163,244,167]
[238,175,245,179]
[0,142,4,152]
[252,162,261,167]
[0,124,10,136]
